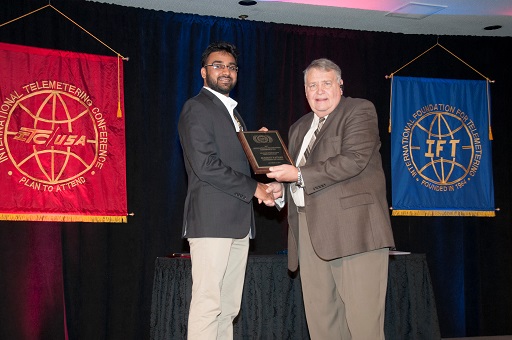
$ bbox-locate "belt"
[297,206,306,213]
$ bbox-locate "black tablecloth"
[150,254,440,340]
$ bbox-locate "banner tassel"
[117,55,123,118]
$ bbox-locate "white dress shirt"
[290,114,328,207]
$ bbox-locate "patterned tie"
[298,117,325,167]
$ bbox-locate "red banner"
[0,42,127,222]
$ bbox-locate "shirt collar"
[313,114,329,125]
[204,86,238,113]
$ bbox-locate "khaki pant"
[187,234,249,340]
[298,211,389,340]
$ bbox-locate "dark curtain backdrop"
[1,0,511,339]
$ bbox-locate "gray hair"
[303,58,342,83]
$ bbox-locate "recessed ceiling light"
[239,0,257,6]
[483,25,502,31]
[386,2,447,20]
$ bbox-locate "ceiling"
[89,0,512,37]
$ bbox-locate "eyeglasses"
[204,63,238,72]
[306,81,335,92]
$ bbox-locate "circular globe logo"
[253,134,273,144]
[4,90,98,185]
[408,111,477,186]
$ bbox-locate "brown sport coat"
[286,96,395,271]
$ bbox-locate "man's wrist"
[297,167,304,188]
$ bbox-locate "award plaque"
[237,130,293,174]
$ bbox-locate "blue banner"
[390,76,495,216]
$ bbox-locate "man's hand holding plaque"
[237,130,293,174]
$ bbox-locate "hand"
[266,182,284,199]
[258,127,268,132]
[254,182,276,206]
[266,164,299,183]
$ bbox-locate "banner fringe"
[0,214,127,223]
[392,210,495,217]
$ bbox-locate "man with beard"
[178,41,275,339]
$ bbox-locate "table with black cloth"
[150,254,440,340]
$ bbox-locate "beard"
[205,72,236,95]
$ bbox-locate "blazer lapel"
[308,97,344,155]
[201,88,228,113]
[292,115,314,162]
[200,88,238,130]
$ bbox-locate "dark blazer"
[178,88,257,239]
[287,96,395,271]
